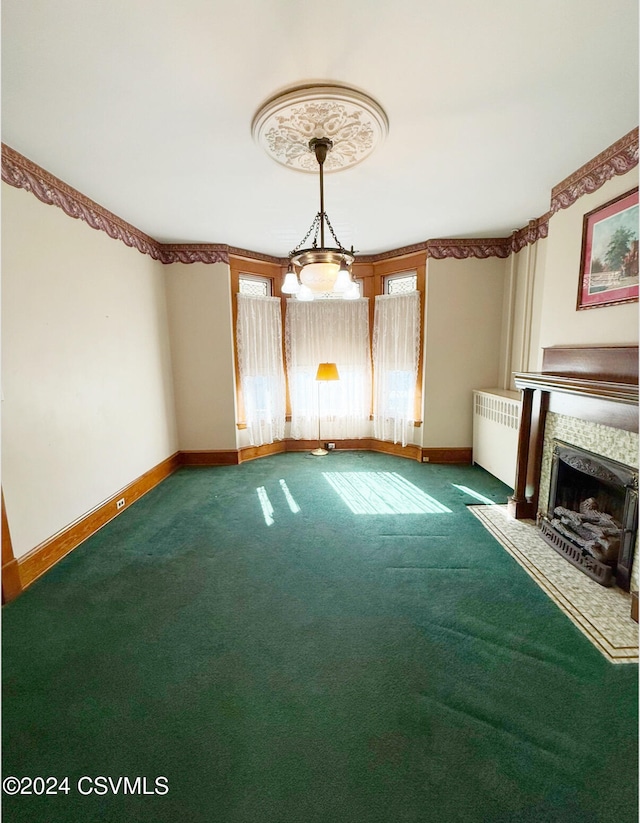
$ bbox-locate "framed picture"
[577,187,638,310]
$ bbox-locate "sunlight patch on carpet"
[279,479,301,513]
[256,486,275,526]
[452,484,496,505]
[323,471,452,515]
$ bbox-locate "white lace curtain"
[372,291,421,446]
[236,294,286,446]
[285,299,371,440]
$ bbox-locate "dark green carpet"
[2,452,638,822]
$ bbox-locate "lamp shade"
[300,261,341,293]
[282,267,300,294]
[297,283,314,301]
[315,362,340,381]
[332,266,352,293]
[343,280,360,300]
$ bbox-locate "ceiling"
[2,0,638,258]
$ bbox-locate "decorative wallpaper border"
[160,244,284,266]
[510,214,550,253]
[1,144,164,260]
[358,238,514,262]
[550,127,639,213]
[159,245,232,265]
[3,128,638,265]
[356,241,430,263]
[358,225,551,262]
[427,238,512,259]
[1,144,284,267]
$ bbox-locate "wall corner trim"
[2,490,22,603]
[510,215,550,253]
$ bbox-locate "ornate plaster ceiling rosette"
[252,83,389,173]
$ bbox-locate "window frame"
[238,273,272,297]
[230,252,425,434]
[230,256,285,429]
[384,271,418,295]
[367,253,425,426]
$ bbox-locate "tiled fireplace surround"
[539,414,638,590]
[510,345,639,593]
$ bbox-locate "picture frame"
[577,187,638,310]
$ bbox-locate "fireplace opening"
[538,441,638,590]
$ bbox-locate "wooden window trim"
[230,251,426,431]
[230,255,285,429]
[371,252,426,425]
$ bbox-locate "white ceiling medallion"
[252,83,389,173]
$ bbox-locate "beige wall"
[421,255,507,447]
[163,262,237,451]
[3,140,637,563]
[500,238,548,390]
[1,182,178,558]
[498,166,638,389]
[535,169,639,365]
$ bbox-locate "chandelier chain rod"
[319,155,325,249]
[289,213,321,256]
[288,212,346,257]
[289,136,350,260]
[322,211,343,249]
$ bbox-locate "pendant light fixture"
[283,137,355,299]
[251,83,389,301]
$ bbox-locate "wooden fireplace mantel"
[513,373,638,406]
[508,345,639,520]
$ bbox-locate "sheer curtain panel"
[236,294,286,446]
[372,291,421,446]
[285,299,371,440]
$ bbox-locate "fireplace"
[538,440,638,590]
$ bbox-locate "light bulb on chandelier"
[281,262,300,295]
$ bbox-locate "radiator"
[472,390,521,489]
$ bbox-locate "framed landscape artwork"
[577,187,639,310]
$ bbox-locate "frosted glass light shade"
[300,261,341,293]
[343,281,360,299]
[297,284,314,301]
[333,267,352,293]
[282,269,300,294]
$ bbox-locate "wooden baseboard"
[7,441,473,596]
[239,442,286,462]
[241,440,469,463]
[421,447,472,464]
[331,442,470,463]
[17,452,181,590]
[371,440,423,460]
[191,440,429,463]
[2,559,22,603]
[180,450,240,466]
[2,490,22,602]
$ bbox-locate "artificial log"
[552,501,622,565]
